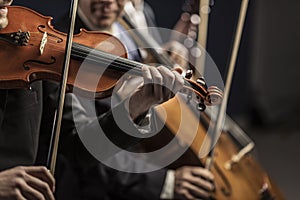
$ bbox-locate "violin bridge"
[39,32,48,55]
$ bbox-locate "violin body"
[0,6,127,98]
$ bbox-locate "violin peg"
[197,102,206,111]
[196,77,208,89]
[185,69,193,79]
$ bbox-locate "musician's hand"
[128,65,184,121]
[174,166,214,200]
[0,166,55,200]
[163,41,189,70]
[0,0,13,29]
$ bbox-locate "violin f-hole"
[23,56,56,70]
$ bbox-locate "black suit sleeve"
[59,93,143,168]
[57,93,167,200]
[79,155,168,200]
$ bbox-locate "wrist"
[127,91,153,122]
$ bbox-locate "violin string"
[28,33,139,67]
[71,44,197,88]
[29,34,162,74]
[73,44,141,74]
[72,46,195,92]
[73,42,144,69]
[71,45,194,89]
[29,33,143,69]
[29,33,168,72]
[28,35,193,89]
[71,43,143,75]
[28,35,143,74]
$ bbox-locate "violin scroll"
[182,77,223,111]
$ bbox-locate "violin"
[0,6,222,107]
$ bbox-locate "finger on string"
[157,66,175,100]
[172,66,183,75]
[140,65,153,94]
[148,66,163,100]
[172,70,184,94]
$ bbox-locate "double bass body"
[141,96,285,200]
[124,0,286,199]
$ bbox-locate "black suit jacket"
[0,83,43,170]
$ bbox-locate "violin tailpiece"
[0,30,30,46]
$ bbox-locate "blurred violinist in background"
[121,0,189,69]
[53,0,215,199]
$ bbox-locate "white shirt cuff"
[160,170,175,199]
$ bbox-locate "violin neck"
[71,42,196,91]
[71,42,144,76]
